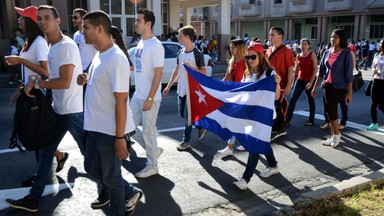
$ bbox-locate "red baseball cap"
[15,6,38,23]
[247,43,264,54]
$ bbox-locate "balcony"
[367,0,384,9]
[324,0,353,11]
[289,0,316,13]
[238,4,262,16]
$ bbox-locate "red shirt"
[265,45,294,89]
[297,52,314,81]
[348,44,356,54]
[229,59,246,82]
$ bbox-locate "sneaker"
[135,164,158,178]
[56,152,69,173]
[279,129,287,137]
[198,129,206,139]
[90,188,110,209]
[259,166,279,178]
[270,131,279,142]
[236,145,246,151]
[233,178,248,190]
[321,137,333,146]
[338,124,346,130]
[125,189,143,216]
[217,146,233,157]
[367,123,379,131]
[331,133,342,148]
[176,141,190,151]
[5,196,39,212]
[320,122,330,130]
[304,120,314,126]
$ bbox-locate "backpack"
[10,88,59,152]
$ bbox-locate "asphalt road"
[0,67,383,216]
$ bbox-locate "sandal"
[339,125,346,130]
[56,152,69,173]
[320,122,330,130]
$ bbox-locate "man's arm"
[143,67,162,111]
[114,92,129,160]
[284,66,294,95]
[163,65,179,97]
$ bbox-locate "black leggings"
[370,79,384,123]
[323,84,347,122]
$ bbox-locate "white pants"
[130,96,161,166]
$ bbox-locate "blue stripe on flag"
[218,103,274,126]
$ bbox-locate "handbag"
[365,80,373,96]
[352,71,364,92]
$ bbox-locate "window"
[274,0,282,4]
[100,0,146,38]
[310,26,317,39]
[370,25,384,38]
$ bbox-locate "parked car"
[128,41,212,87]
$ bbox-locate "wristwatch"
[34,79,40,89]
[147,97,153,102]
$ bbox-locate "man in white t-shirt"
[163,25,207,151]
[77,10,143,216]
[131,8,164,179]
[5,5,85,213]
[72,8,97,71]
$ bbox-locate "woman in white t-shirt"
[5,6,69,185]
[233,44,282,190]
[367,39,384,131]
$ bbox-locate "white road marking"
[294,110,384,135]
[0,182,74,211]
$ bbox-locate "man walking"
[5,5,84,212]
[78,10,143,216]
[163,25,207,151]
[131,8,164,178]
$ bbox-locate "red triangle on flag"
[187,73,224,123]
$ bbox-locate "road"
[0,66,383,216]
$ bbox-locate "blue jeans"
[242,146,277,182]
[84,131,139,216]
[178,95,202,142]
[29,112,85,199]
[323,94,348,125]
[287,79,315,122]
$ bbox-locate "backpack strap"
[9,127,25,154]
[268,44,286,61]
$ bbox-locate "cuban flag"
[185,65,276,155]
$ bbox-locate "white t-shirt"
[177,48,205,97]
[372,53,384,80]
[20,35,48,84]
[84,45,135,135]
[133,36,164,101]
[73,31,97,71]
[242,69,276,82]
[48,36,83,114]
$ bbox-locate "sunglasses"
[72,15,79,20]
[245,55,257,60]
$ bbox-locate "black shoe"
[21,175,36,187]
[125,189,143,216]
[5,195,39,212]
[304,120,314,126]
[91,188,110,209]
[56,152,69,173]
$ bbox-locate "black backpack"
[10,88,59,152]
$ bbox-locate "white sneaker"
[236,145,246,151]
[321,137,333,146]
[259,166,279,178]
[331,133,341,148]
[217,146,233,157]
[233,178,248,190]
[135,164,158,178]
[156,147,164,161]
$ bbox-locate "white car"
[128,41,212,87]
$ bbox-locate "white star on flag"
[195,85,208,106]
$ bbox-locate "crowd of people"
[2,3,383,216]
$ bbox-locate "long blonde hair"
[228,39,247,72]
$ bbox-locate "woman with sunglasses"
[233,44,282,190]
[311,29,353,148]
[287,38,318,126]
[218,39,247,157]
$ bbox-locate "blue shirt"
[319,48,353,89]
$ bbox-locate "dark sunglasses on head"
[72,15,79,20]
[245,55,257,60]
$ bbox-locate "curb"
[274,168,384,215]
